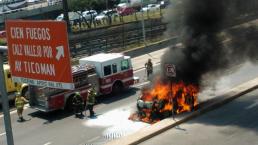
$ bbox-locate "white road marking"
[87,136,101,142]
[43,142,52,145]
[133,81,150,88]
[0,104,29,118]
[0,132,6,136]
[246,100,258,109]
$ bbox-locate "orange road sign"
[6,20,74,90]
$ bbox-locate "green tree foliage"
[68,0,120,12]
[68,0,92,11]
[67,0,120,29]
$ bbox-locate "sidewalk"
[131,48,167,71]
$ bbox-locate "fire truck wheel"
[65,96,74,112]
[22,87,29,100]
[112,81,124,95]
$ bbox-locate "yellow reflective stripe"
[15,98,24,108]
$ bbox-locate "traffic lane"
[0,59,256,144]
[190,61,258,101]
[0,90,140,145]
[0,68,148,145]
[133,64,160,85]
[140,89,258,145]
[0,60,256,115]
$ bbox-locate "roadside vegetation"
[67,0,167,32]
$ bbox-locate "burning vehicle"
[130,0,258,124]
[130,78,198,124]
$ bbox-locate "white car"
[27,0,41,3]
[82,10,97,21]
[47,0,62,6]
[55,14,64,21]
[55,12,80,21]
[94,12,107,21]
[141,4,160,12]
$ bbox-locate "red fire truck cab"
[29,53,135,112]
[79,53,134,95]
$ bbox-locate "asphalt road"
[1,47,258,145]
[140,86,258,145]
[0,67,152,145]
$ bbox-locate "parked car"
[117,7,135,16]
[141,4,160,12]
[55,14,64,21]
[82,10,97,21]
[55,12,80,25]
[95,9,119,22]
[47,0,62,5]
[105,9,119,17]
[27,0,41,3]
[116,3,135,16]
[94,12,107,22]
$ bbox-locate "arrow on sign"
[56,46,64,61]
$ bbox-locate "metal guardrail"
[70,25,166,56]
[69,20,167,57]
[0,20,167,62]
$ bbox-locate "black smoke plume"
[161,0,258,86]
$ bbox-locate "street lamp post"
[0,46,14,145]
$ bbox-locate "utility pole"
[62,0,71,33]
[140,0,146,46]
[0,46,14,145]
[106,0,108,10]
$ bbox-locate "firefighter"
[72,92,84,117]
[87,87,97,118]
[145,58,153,78]
[15,92,28,122]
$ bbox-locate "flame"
[132,78,199,124]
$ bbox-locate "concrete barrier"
[106,77,258,145]
[122,37,177,58]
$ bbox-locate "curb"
[106,77,258,145]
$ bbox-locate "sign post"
[0,47,14,145]
[6,20,74,90]
[165,63,176,119]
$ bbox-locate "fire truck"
[29,53,135,112]
[0,64,28,105]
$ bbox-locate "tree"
[69,0,120,12]
[68,0,121,29]
[68,0,96,28]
